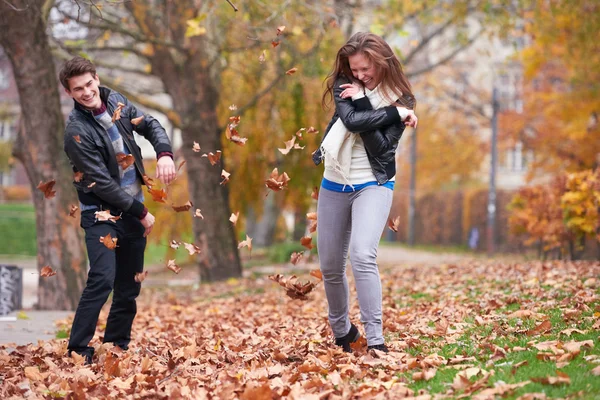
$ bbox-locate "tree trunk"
[0,0,88,309]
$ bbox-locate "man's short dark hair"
[59,56,97,90]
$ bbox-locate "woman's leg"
[317,187,353,338]
[348,185,393,346]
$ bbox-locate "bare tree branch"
[225,0,238,12]
[2,0,28,11]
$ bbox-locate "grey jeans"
[317,184,393,346]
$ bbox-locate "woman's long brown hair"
[322,32,416,110]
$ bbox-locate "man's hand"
[156,156,176,185]
[339,83,363,99]
[140,212,155,237]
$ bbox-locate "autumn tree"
[0,0,88,309]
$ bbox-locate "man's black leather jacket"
[312,77,408,184]
[63,86,172,218]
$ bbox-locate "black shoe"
[335,324,361,353]
[367,343,389,353]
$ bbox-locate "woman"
[313,32,417,353]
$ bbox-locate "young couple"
[60,31,415,362]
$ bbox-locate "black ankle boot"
[335,324,360,352]
[367,343,389,353]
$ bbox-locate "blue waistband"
[321,177,394,193]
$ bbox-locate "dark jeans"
[68,209,146,359]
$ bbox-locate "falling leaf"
[193,142,201,153]
[238,235,253,252]
[259,50,266,64]
[148,188,168,203]
[40,266,57,277]
[69,205,79,218]
[308,220,317,233]
[183,242,201,255]
[220,169,231,185]
[309,270,323,280]
[300,236,313,250]
[167,259,181,274]
[311,187,319,200]
[131,115,144,125]
[271,40,280,48]
[277,25,286,35]
[202,151,222,166]
[290,252,303,265]
[265,168,290,192]
[194,209,204,219]
[95,210,121,223]
[73,171,84,182]
[229,104,237,111]
[172,200,193,212]
[230,211,240,225]
[87,182,96,188]
[112,102,125,123]
[278,136,304,155]
[169,240,180,249]
[306,126,319,134]
[225,123,248,146]
[73,135,81,143]
[99,233,118,250]
[177,160,187,174]
[116,153,135,170]
[268,274,319,300]
[134,271,148,283]
[286,67,298,75]
[306,212,317,220]
[388,216,400,232]
[37,179,56,199]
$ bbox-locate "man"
[60,56,176,363]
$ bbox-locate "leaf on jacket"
[40,265,57,277]
[265,168,290,192]
[69,205,79,218]
[220,169,231,185]
[167,259,181,274]
[37,179,56,199]
[95,210,121,222]
[229,211,240,225]
[148,187,168,203]
[131,115,144,126]
[116,153,135,170]
[388,216,400,233]
[112,102,125,123]
[73,171,84,182]
[172,200,193,212]
[73,135,81,143]
[100,233,118,250]
[192,142,201,153]
[300,236,313,250]
[201,151,222,166]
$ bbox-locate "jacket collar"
[73,86,111,114]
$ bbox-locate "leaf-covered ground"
[1,260,599,399]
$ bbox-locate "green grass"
[0,203,36,256]
[379,241,473,254]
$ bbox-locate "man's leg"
[103,215,146,349]
[68,212,119,361]
[317,187,353,339]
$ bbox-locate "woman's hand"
[403,109,418,128]
[339,83,363,99]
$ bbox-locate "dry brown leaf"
[148,188,168,203]
[413,368,436,381]
[183,242,201,255]
[306,212,317,220]
[221,169,231,185]
[194,209,204,219]
[290,252,303,265]
[230,211,240,225]
[271,40,280,47]
[309,270,323,280]
[192,142,201,153]
[225,119,248,146]
[69,204,79,218]
[268,273,319,300]
[99,233,118,250]
[142,174,155,188]
[131,115,144,125]
[591,365,600,376]
[167,259,181,274]
[265,168,290,192]
[526,320,552,336]
[300,236,313,250]
[134,271,148,283]
[169,240,180,249]
[388,216,400,233]
[172,200,193,212]
[37,179,56,199]
[308,220,317,233]
[112,102,125,122]
[177,160,186,174]
[238,235,253,252]
[95,210,121,223]
[286,67,298,75]
[311,186,319,200]
[40,265,57,277]
[202,151,222,166]
[229,104,237,111]
[276,25,285,35]
[73,171,84,182]
[531,371,570,385]
[24,366,44,381]
[116,153,135,170]
[259,50,266,64]
[73,135,81,143]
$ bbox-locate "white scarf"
[321,85,395,186]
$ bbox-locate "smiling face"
[348,52,379,90]
[65,72,102,110]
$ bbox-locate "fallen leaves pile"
[2,260,599,399]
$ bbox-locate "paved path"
[0,245,471,346]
